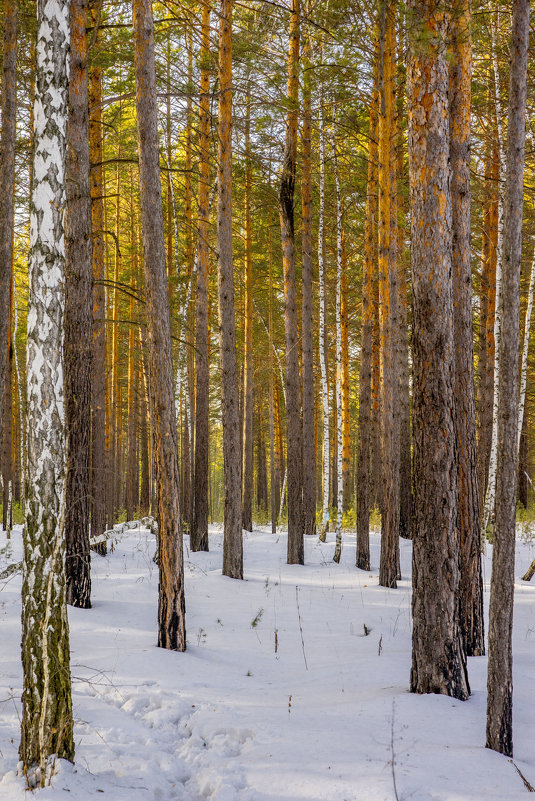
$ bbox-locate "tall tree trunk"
[518,406,528,508]
[0,0,17,449]
[89,43,107,555]
[2,283,13,535]
[217,0,243,579]
[357,48,378,571]
[449,0,484,657]
[477,122,499,513]
[318,78,330,542]
[64,0,93,609]
[192,0,211,552]
[482,13,507,534]
[279,0,303,563]
[242,88,254,533]
[486,0,529,757]
[133,0,186,649]
[20,0,74,776]
[333,118,344,564]
[126,209,138,521]
[269,213,278,533]
[341,223,351,513]
[407,0,469,700]
[301,2,316,536]
[378,0,400,589]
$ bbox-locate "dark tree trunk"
[279,0,303,565]
[2,287,13,534]
[407,0,469,701]
[191,0,211,552]
[518,406,528,508]
[356,51,378,571]
[64,0,93,608]
[0,0,17,450]
[217,0,243,579]
[486,0,530,757]
[133,0,186,649]
[89,47,107,555]
[301,1,316,536]
[449,0,484,657]
[242,90,254,533]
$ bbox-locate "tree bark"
[133,0,186,649]
[20,0,74,776]
[486,0,530,757]
[0,0,17,451]
[242,88,254,533]
[333,118,344,564]
[357,47,378,571]
[318,76,330,542]
[64,0,93,609]
[192,0,211,552]
[407,0,469,700]
[279,0,303,564]
[301,3,316,537]
[89,43,107,555]
[449,0,484,657]
[378,0,400,589]
[217,0,243,579]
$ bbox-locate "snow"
[1,524,535,800]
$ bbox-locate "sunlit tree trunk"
[407,0,469,700]
[486,0,529,757]
[341,223,351,513]
[20,0,74,776]
[242,88,254,533]
[449,0,484,657]
[217,0,243,579]
[378,0,399,589]
[2,284,13,535]
[192,0,211,552]
[279,0,303,564]
[301,2,316,536]
[133,0,186,648]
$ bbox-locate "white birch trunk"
[482,11,506,535]
[20,0,74,778]
[517,244,535,452]
[318,84,330,542]
[332,111,343,563]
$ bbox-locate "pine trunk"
[89,49,107,555]
[378,0,400,589]
[217,0,243,579]
[407,0,469,700]
[356,51,378,571]
[192,0,211,552]
[133,0,186,649]
[279,0,303,564]
[0,0,17,448]
[449,0,484,657]
[242,90,254,533]
[301,5,316,536]
[64,0,93,609]
[486,0,529,757]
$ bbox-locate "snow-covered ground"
[0,523,534,800]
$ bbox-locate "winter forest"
[0,0,535,797]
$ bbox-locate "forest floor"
[0,522,535,800]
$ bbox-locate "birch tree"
[318,80,330,543]
[20,0,74,779]
[332,116,343,564]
